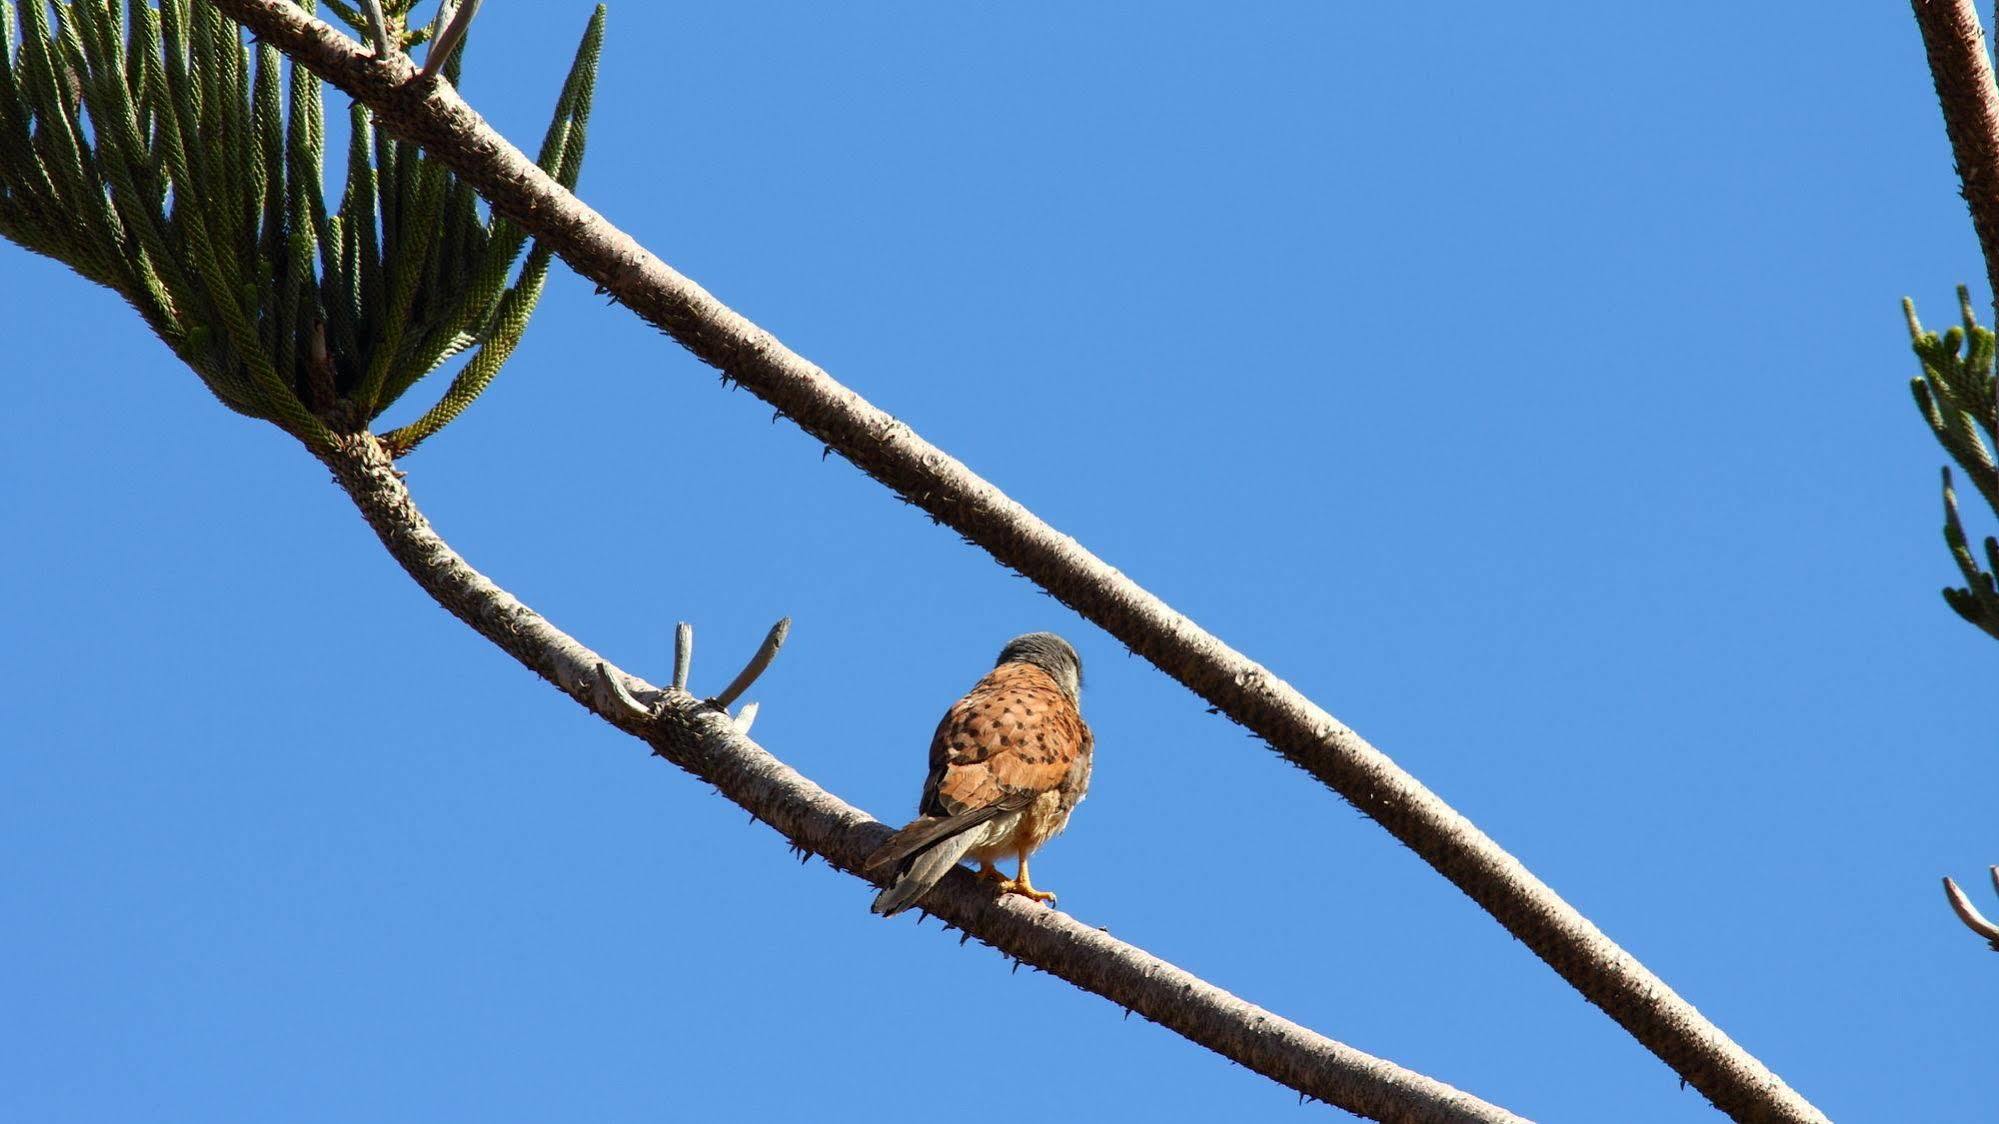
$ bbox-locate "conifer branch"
[317,430,1520,1124]
[204,4,1829,1119]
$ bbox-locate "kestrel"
[866,632,1093,917]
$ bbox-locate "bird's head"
[997,632,1083,704]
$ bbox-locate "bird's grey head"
[997,632,1082,704]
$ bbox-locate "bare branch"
[596,661,651,720]
[420,0,483,79]
[359,0,391,56]
[673,621,692,691]
[1943,871,1999,948]
[1911,0,1999,313]
[712,617,790,709]
[732,700,760,735]
[207,4,1826,1119]
[315,430,1519,1124]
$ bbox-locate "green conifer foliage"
[0,0,603,452]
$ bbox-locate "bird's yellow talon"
[998,854,1057,904]
[990,878,1055,904]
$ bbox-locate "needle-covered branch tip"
[712,617,791,709]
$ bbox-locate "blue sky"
[2,2,1990,1120]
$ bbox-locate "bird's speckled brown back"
[921,662,1092,821]
[867,639,1093,917]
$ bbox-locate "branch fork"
[596,618,788,736]
[308,428,1514,1122]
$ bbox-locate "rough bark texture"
[317,431,1519,1124]
[214,4,1828,1120]
[1914,0,1999,315]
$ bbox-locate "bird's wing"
[1057,715,1095,817]
[919,662,1085,819]
[867,663,1086,874]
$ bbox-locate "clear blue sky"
[2,3,1988,1120]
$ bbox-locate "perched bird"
[866,632,1093,917]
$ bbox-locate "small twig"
[673,621,693,691]
[420,0,484,79]
[712,617,790,709]
[732,700,760,735]
[596,661,650,719]
[359,0,392,56]
[1943,868,1999,949]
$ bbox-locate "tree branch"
[1912,0,1999,313]
[420,0,481,79]
[1942,868,1999,949]
[210,4,1825,1120]
[315,431,1518,1124]
[1907,0,1999,956]
[673,621,693,691]
[711,617,789,709]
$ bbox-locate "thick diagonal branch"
[316,431,1517,1124]
[211,4,1825,1120]
[1913,0,1999,312]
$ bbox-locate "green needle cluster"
[1907,285,1999,639]
[0,0,603,453]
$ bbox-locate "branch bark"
[210,3,1827,1120]
[316,431,1518,1124]
[1913,0,1999,313]
[1942,867,1999,948]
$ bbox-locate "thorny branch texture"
[317,431,1518,1124]
[1913,0,1999,320]
[208,3,1828,1121]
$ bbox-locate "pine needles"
[1907,286,1999,638]
[0,0,603,451]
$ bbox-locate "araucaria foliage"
[0,0,602,451]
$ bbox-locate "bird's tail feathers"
[870,829,981,917]
[864,805,1004,874]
